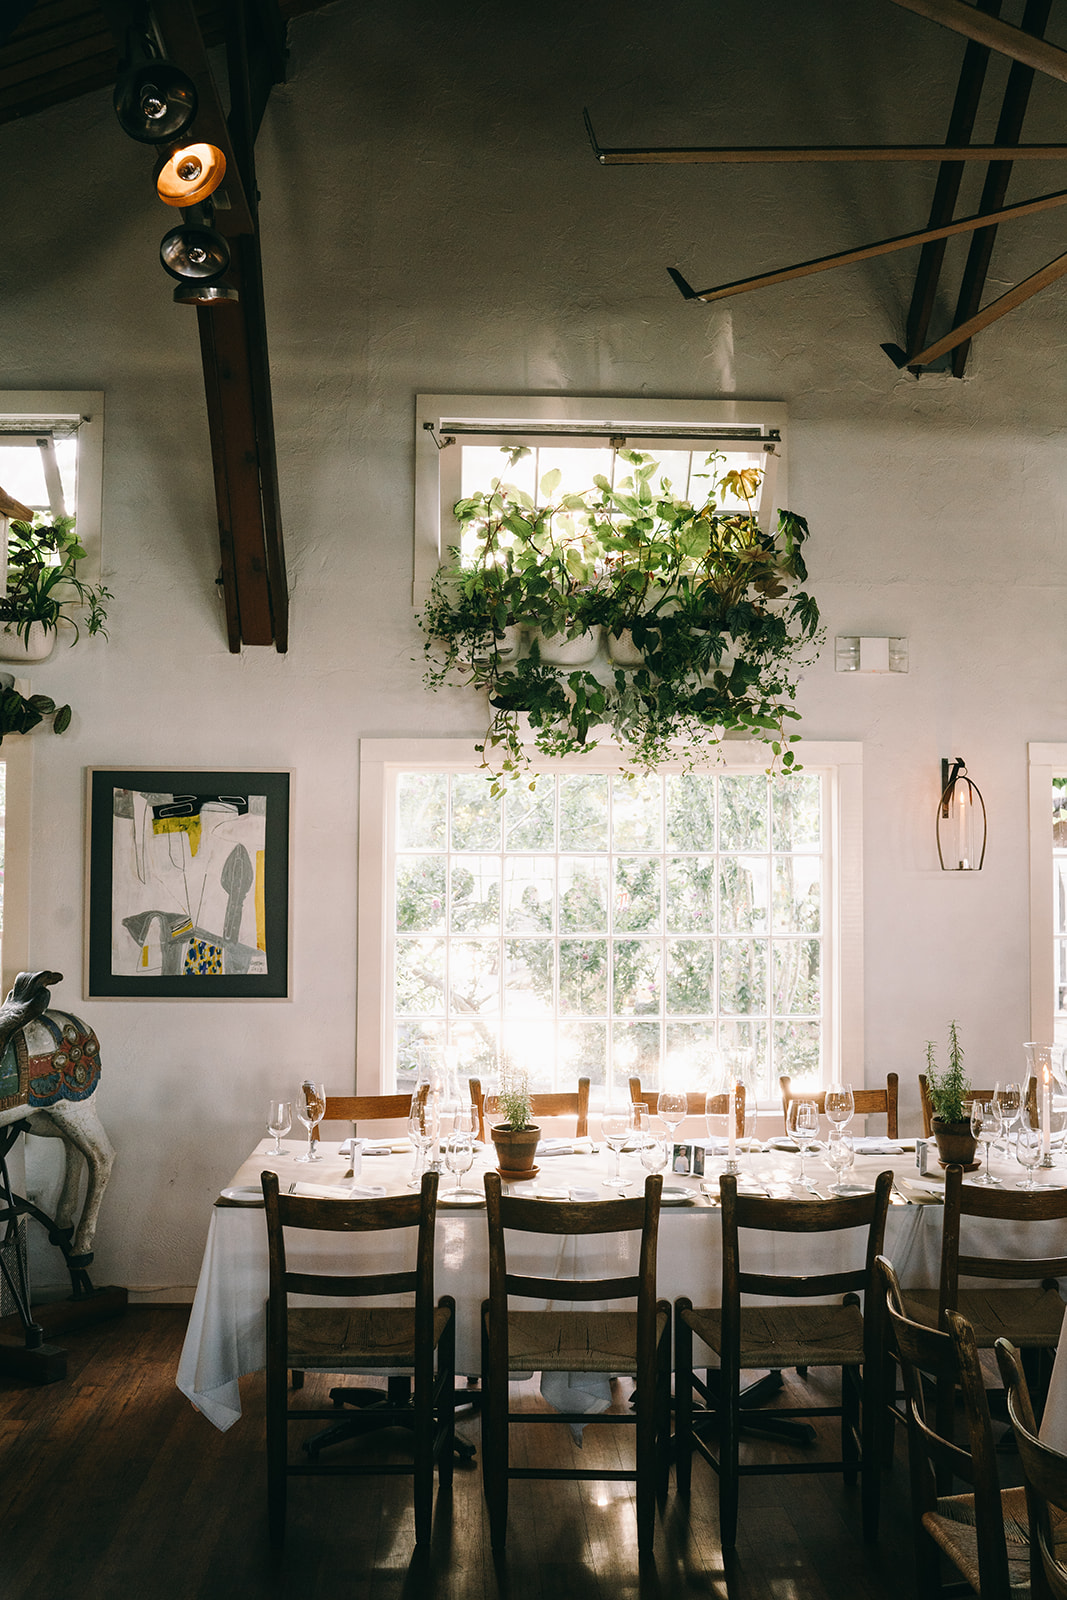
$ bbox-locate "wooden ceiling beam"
[887,0,1067,85]
[895,245,1067,366]
[948,0,1051,375]
[668,183,1067,304]
[589,141,1067,163]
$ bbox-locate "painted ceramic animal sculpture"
[0,970,114,1275]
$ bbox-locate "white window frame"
[413,393,789,605]
[0,391,105,585]
[1028,742,1067,1042]
[357,738,863,1103]
[0,739,33,996]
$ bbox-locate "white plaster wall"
[1,0,1065,1296]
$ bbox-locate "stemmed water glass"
[1016,1117,1043,1190]
[639,1115,670,1179]
[266,1099,291,1156]
[970,1099,1003,1186]
[994,1081,1022,1157]
[826,1128,856,1195]
[445,1107,476,1195]
[601,1109,632,1190]
[787,1098,819,1183]
[657,1089,688,1154]
[824,1082,855,1134]
[294,1082,326,1162]
[408,1093,440,1187]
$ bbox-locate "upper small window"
[0,392,104,583]
[413,394,787,603]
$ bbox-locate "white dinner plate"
[660,1187,693,1205]
[219,1186,263,1205]
[437,1190,485,1208]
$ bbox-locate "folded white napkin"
[339,1138,402,1156]
[568,1186,599,1202]
[851,1137,904,1154]
[538,1139,576,1155]
[290,1182,386,1200]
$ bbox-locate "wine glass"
[445,1126,475,1195]
[408,1094,440,1187]
[294,1081,326,1162]
[266,1099,291,1156]
[1016,1118,1043,1190]
[824,1082,855,1133]
[970,1099,1003,1186]
[787,1098,819,1183]
[826,1129,856,1195]
[639,1116,670,1178]
[657,1089,688,1151]
[994,1081,1022,1157]
[601,1109,632,1190]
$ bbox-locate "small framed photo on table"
[85,768,291,999]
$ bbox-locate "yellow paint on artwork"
[153,814,203,855]
[256,850,266,951]
[142,945,149,967]
[171,919,193,940]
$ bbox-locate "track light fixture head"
[114,59,197,144]
[159,222,230,282]
[156,141,227,207]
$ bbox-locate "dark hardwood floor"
[0,1307,999,1599]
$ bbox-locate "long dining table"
[177,1132,970,1433]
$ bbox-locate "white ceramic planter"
[474,623,524,664]
[0,621,57,664]
[607,628,644,667]
[532,626,601,666]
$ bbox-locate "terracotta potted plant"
[488,1064,540,1179]
[926,1022,979,1169]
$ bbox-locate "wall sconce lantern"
[937,757,987,872]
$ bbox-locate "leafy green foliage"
[0,683,70,743]
[419,448,822,788]
[925,1020,971,1123]
[4,516,112,644]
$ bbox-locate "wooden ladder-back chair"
[918,1074,1038,1138]
[469,1076,590,1143]
[309,1090,413,1142]
[779,1073,899,1138]
[261,1168,455,1547]
[877,1254,1033,1598]
[480,1170,670,1559]
[675,1168,892,1548]
[903,1163,1067,1389]
[628,1076,746,1137]
[995,1338,1067,1599]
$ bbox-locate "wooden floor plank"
[0,1307,1015,1598]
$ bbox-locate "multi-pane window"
[1053,776,1067,1043]
[388,766,826,1103]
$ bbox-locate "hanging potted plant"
[0,515,112,666]
[488,1063,540,1179]
[925,1022,979,1169]
[419,446,821,791]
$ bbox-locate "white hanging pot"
[607,628,644,667]
[0,621,57,664]
[474,623,524,664]
[532,625,601,666]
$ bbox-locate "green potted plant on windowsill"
[419,447,822,792]
[0,515,112,665]
[924,1021,979,1169]
[488,1064,540,1178]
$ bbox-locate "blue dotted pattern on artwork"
[185,938,224,975]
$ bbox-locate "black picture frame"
[85,768,291,999]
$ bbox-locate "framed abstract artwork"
[85,768,291,999]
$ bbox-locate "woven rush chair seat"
[481,1171,670,1560]
[502,1308,670,1372]
[923,1487,1032,1597]
[261,1168,455,1549]
[683,1300,866,1372]
[996,1337,1067,1599]
[905,1283,1066,1346]
[675,1170,892,1550]
[286,1305,453,1367]
[878,1253,1039,1598]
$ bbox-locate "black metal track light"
[114,59,198,144]
[159,222,231,282]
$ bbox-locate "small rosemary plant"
[495,1062,533,1130]
[925,1020,970,1124]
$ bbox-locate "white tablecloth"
[177,1137,940,1431]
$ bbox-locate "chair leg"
[437,1297,456,1491]
[718,1353,740,1550]
[267,1366,287,1547]
[413,1368,434,1546]
[842,1363,860,1486]
[655,1312,672,1502]
[674,1300,694,1498]
[635,1371,655,1558]
[860,1359,881,1543]
[481,1302,509,1550]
